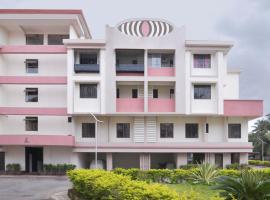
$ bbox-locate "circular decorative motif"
[117,19,173,37]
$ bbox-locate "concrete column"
[100,49,106,114]
[140,153,150,170]
[205,153,211,163]
[71,153,82,168]
[185,51,191,114]
[223,117,228,142]
[67,49,74,114]
[144,81,148,112]
[223,153,231,168]
[240,153,248,164]
[216,51,225,115]
[175,153,187,168]
[106,153,113,170]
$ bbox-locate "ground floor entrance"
[25,147,43,173]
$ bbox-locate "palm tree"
[213,170,270,200]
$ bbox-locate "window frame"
[82,123,95,138]
[116,123,130,138]
[194,85,211,99]
[160,123,174,138]
[48,34,69,45]
[132,89,138,98]
[193,54,211,68]
[153,89,158,98]
[79,84,98,98]
[25,88,38,102]
[25,59,38,74]
[231,153,240,164]
[26,34,44,45]
[228,124,241,138]
[25,117,38,131]
[185,123,199,138]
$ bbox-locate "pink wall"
[0,76,67,84]
[224,100,263,117]
[0,135,74,146]
[0,45,67,54]
[148,67,175,76]
[148,99,175,112]
[0,107,67,116]
[116,98,144,112]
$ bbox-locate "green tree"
[249,115,270,159]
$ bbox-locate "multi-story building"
[0,9,263,172]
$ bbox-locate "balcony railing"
[116,98,144,112]
[74,64,99,73]
[148,99,175,112]
[224,100,263,117]
[116,64,144,73]
[148,67,175,76]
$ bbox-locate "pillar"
[106,153,113,170]
[140,153,150,170]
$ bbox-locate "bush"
[179,164,198,169]
[6,163,21,172]
[68,169,180,200]
[43,164,75,175]
[190,163,219,185]
[249,160,270,167]
[226,163,250,170]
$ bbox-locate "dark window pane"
[228,124,241,138]
[160,123,174,138]
[231,153,240,164]
[25,117,38,131]
[206,123,209,133]
[194,85,211,99]
[170,89,174,99]
[194,54,211,68]
[153,89,158,98]
[117,123,130,138]
[185,123,199,138]
[25,88,38,102]
[117,88,120,98]
[25,59,38,73]
[132,89,138,98]
[82,123,95,138]
[187,153,205,164]
[80,84,97,98]
[26,34,44,45]
[80,53,97,64]
[48,34,69,45]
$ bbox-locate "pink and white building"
[0,9,263,172]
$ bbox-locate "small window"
[231,153,240,164]
[185,123,198,138]
[25,88,38,102]
[117,123,130,138]
[25,59,38,73]
[160,123,174,138]
[132,89,138,98]
[170,89,174,99]
[117,88,120,98]
[25,117,38,131]
[187,153,205,164]
[68,117,72,123]
[26,34,44,45]
[48,34,69,45]
[153,89,158,98]
[228,124,241,138]
[79,53,98,64]
[194,85,211,99]
[194,54,211,68]
[205,123,209,133]
[82,123,95,138]
[80,84,97,98]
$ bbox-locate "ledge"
[0,76,67,84]
[0,45,67,54]
[0,107,67,116]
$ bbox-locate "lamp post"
[90,112,103,169]
[257,136,266,161]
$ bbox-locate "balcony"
[148,99,175,112]
[116,98,144,112]
[74,64,99,73]
[148,67,175,76]
[116,64,144,74]
[224,100,263,117]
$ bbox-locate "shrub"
[179,164,198,169]
[6,163,21,172]
[190,163,219,185]
[68,169,180,200]
[226,163,250,170]
[43,164,75,175]
[249,160,270,167]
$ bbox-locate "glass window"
[117,123,130,138]
[148,54,161,68]
[215,154,223,168]
[148,53,174,68]
[82,123,95,138]
[194,85,211,99]
[117,88,120,98]
[187,153,205,164]
[185,123,199,138]
[80,53,98,64]
[80,84,97,98]
[194,54,211,68]
[160,123,174,138]
[26,34,44,45]
[25,59,38,73]
[48,34,69,45]
[228,124,241,138]
[132,89,138,98]
[25,88,38,102]
[205,123,209,133]
[231,153,240,164]
[170,89,174,99]
[153,89,158,98]
[25,117,38,131]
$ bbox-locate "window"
[117,123,130,138]
[228,124,241,138]
[231,153,240,164]
[48,34,69,45]
[80,84,97,98]
[215,154,223,168]
[25,117,38,131]
[79,53,98,64]
[205,123,209,133]
[117,88,120,98]
[185,123,199,138]
[25,88,38,102]
[82,123,95,138]
[160,123,174,138]
[170,89,174,99]
[132,60,138,64]
[25,59,38,73]
[194,54,211,68]
[132,89,138,98]
[153,89,158,98]
[187,153,205,164]
[148,53,174,68]
[26,34,44,45]
[194,85,211,99]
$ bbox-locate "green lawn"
[166,183,221,199]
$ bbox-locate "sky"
[0,0,269,131]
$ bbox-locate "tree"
[249,115,270,160]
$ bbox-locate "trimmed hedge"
[6,163,21,172]
[249,160,270,167]
[43,164,76,175]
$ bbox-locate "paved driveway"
[0,176,71,200]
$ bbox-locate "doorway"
[215,153,223,168]
[25,147,43,172]
[0,152,5,171]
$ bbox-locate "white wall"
[117,85,144,98]
[4,146,25,170]
[223,73,239,99]
[43,147,73,164]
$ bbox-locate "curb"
[50,190,69,200]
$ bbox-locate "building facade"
[0,9,263,172]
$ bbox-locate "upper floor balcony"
[74,49,100,73]
[116,49,144,76]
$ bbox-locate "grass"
[166,183,221,199]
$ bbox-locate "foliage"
[213,169,270,200]
[179,164,198,169]
[43,164,76,175]
[6,163,21,172]
[68,169,181,200]
[226,163,251,170]
[249,160,270,167]
[190,163,219,185]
